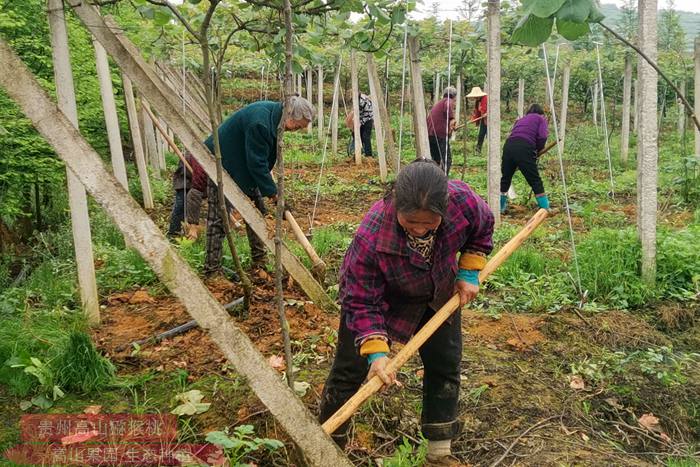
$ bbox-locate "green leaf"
[391,7,406,25]
[555,0,591,23]
[512,14,554,47]
[587,1,605,23]
[171,389,211,416]
[293,381,310,397]
[206,431,236,449]
[186,0,201,4]
[31,395,53,410]
[530,0,567,18]
[556,19,590,41]
[19,401,32,411]
[153,9,172,26]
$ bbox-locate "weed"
[95,244,158,292]
[205,425,284,465]
[382,436,428,467]
[54,331,115,393]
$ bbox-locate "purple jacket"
[339,180,494,348]
[508,113,548,151]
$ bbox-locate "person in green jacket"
[203,97,314,276]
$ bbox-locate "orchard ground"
[1,83,699,466]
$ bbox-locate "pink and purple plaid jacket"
[339,180,494,349]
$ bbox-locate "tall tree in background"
[458,0,479,23]
[618,0,638,41]
[659,0,685,52]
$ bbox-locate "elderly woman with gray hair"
[427,86,458,175]
[203,96,314,276]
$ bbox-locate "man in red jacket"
[167,153,208,238]
[467,86,488,153]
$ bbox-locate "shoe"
[425,454,468,466]
[500,194,508,214]
[535,194,550,210]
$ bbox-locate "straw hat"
[466,86,487,98]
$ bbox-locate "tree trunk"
[621,54,632,167]
[47,0,99,325]
[407,36,430,159]
[350,50,362,164]
[123,74,154,209]
[560,64,570,150]
[93,37,128,189]
[633,78,639,134]
[517,77,525,118]
[637,0,658,285]
[331,59,340,155]
[486,0,501,226]
[317,65,323,142]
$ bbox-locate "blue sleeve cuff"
[367,352,387,364]
[456,269,480,286]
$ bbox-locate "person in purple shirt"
[500,104,550,213]
[319,159,494,465]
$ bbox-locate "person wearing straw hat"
[467,86,488,153]
[318,159,494,465]
[427,86,458,175]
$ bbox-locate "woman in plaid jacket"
[319,159,494,465]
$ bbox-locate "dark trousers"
[360,120,374,156]
[428,136,452,175]
[203,179,267,274]
[476,121,488,150]
[318,307,463,446]
[500,138,545,195]
[167,189,186,237]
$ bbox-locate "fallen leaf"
[171,389,211,416]
[106,292,131,305]
[293,381,310,397]
[580,433,590,442]
[569,375,585,390]
[638,413,660,432]
[83,405,102,415]
[62,430,99,445]
[268,355,286,371]
[659,432,672,443]
[604,398,623,410]
[416,369,424,378]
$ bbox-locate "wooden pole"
[633,78,639,134]
[285,210,326,281]
[141,98,160,177]
[621,54,632,167]
[407,36,430,159]
[122,74,154,209]
[367,52,397,169]
[486,0,502,226]
[306,67,313,134]
[637,0,658,285]
[592,82,599,130]
[317,65,323,142]
[367,63,388,182]
[93,37,128,189]
[517,78,525,118]
[142,103,193,173]
[559,64,570,150]
[70,7,335,312]
[331,60,341,155]
[47,0,99,325]
[695,37,700,157]
[350,50,362,164]
[321,209,550,435]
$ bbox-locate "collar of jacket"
[375,189,470,260]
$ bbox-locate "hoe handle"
[285,210,326,278]
[321,209,550,435]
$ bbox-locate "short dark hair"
[527,103,544,115]
[393,159,448,217]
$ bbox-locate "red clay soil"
[92,277,339,377]
[463,310,546,352]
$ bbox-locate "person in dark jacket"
[203,97,314,275]
[500,104,550,213]
[427,86,458,175]
[319,159,494,466]
[167,154,208,238]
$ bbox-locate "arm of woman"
[535,115,549,152]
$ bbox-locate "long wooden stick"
[285,210,326,281]
[537,139,558,157]
[142,103,193,173]
[321,208,550,435]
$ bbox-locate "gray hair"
[287,96,315,122]
[442,86,458,98]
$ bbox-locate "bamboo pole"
[285,210,326,281]
[322,209,550,435]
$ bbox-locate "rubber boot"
[500,194,508,214]
[535,194,550,210]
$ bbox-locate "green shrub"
[656,226,700,300]
[95,245,157,292]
